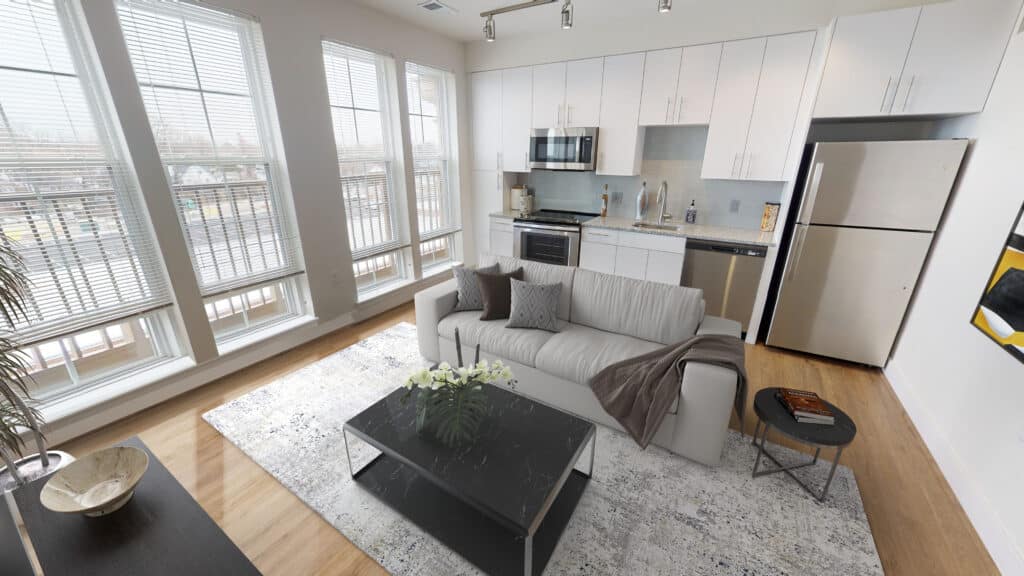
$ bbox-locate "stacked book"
[775,388,835,425]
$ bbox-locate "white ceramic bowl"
[40,446,149,517]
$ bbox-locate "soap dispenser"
[685,200,698,224]
[635,181,648,221]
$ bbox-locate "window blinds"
[405,62,456,240]
[0,0,170,345]
[117,0,301,296]
[322,41,403,260]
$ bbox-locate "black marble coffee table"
[344,385,596,576]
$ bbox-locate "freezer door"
[767,225,933,366]
[797,140,967,231]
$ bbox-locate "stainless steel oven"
[513,222,581,267]
[529,127,598,171]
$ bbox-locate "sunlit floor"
[59,303,996,575]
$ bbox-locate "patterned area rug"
[204,323,883,575]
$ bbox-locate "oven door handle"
[513,222,581,234]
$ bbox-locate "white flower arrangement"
[404,359,515,393]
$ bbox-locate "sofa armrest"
[697,315,742,337]
[414,278,458,361]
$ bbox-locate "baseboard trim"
[885,359,1024,575]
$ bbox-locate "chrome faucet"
[655,181,671,224]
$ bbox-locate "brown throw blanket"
[590,334,747,449]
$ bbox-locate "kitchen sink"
[632,222,680,231]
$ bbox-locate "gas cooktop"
[514,210,599,226]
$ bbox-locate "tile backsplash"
[515,126,784,230]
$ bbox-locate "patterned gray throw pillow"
[507,278,561,332]
[453,263,499,311]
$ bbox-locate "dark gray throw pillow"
[453,263,499,311]
[478,268,524,321]
[507,278,562,332]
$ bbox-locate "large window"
[406,62,459,273]
[322,41,408,296]
[117,0,302,337]
[0,0,176,397]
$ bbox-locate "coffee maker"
[511,185,533,216]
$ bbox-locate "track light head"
[561,0,573,29]
[484,15,495,42]
[658,0,672,12]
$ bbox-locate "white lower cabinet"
[579,228,686,285]
[489,218,514,258]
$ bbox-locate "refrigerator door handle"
[796,160,824,225]
[786,225,809,281]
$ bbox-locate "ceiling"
[346,0,943,43]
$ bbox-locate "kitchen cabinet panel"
[490,229,514,258]
[614,246,648,280]
[701,37,766,180]
[579,241,617,274]
[581,227,619,245]
[565,58,604,127]
[473,172,504,259]
[596,53,646,176]
[644,250,685,285]
[501,67,533,172]
[638,48,682,126]
[813,7,920,118]
[532,62,567,129]
[471,71,502,171]
[676,42,722,125]
[893,0,1022,116]
[744,31,815,181]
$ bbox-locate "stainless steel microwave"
[529,127,598,171]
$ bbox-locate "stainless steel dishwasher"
[682,240,767,333]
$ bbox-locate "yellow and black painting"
[973,202,1024,363]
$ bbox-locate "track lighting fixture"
[561,0,573,29]
[658,0,672,13]
[480,0,576,42]
[484,15,495,42]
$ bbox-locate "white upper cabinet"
[676,43,723,125]
[893,0,1023,116]
[532,62,567,129]
[701,37,766,180]
[744,31,816,181]
[565,58,604,127]
[814,7,919,118]
[501,67,533,173]
[638,48,682,126]
[597,53,646,176]
[471,71,502,171]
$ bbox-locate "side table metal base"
[751,418,844,502]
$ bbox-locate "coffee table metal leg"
[751,419,763,446]
[752,421,769,477]
[343,428,354,477]
[586,432,596,478]
[524,534,533,576]
[818,447,844,501]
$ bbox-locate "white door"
[638,48,682,126]
[813,6,920,118]
[471,71,502,171]
[579,241,616,274]
[743,31,816,181]
[644,250,684,285]
[893,0,1022,116]
[471,171,503,260]
[675,42,722,125]
[532,62,567,129]
[614,246,648,280]
[596,53,646,176]
[565,57,604,127]
[501,67,532,173]
[701,37,766,180]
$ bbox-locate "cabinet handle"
[879,76,892,113]
[556,104,562,127]
[676,96,686,124]
[731,153,741,178]
[568,104,574,126]
[525,151,529,168]
[665,97,672,124]
[745,153,753,178]
[901,75,916,113]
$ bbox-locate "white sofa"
[414,255,741,466]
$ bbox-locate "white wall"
[885,11,1024,574]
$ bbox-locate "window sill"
[423,261,461,278]
[356,277,418,304]
[41,356,196,424]
[216,314,318,357]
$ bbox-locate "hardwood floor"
[58,303,997,575]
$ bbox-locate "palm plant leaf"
[0,234,42,459]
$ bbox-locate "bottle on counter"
[635,181,648,221]
[685,200,698,224]
[601,184,609,217]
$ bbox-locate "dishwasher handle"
[686,240,767,258]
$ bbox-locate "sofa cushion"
[534,323,662,386]
[482,255,575,322]
[438,311,563,367]
[453,263,499,312]
[507,279,561,332]
[570,268,704,345]
[478,267,524,320]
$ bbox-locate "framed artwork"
[972,202,1024,363]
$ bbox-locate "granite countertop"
[489,210,519,220]
[583,216,776,247]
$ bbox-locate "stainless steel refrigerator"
[767,139,967,366]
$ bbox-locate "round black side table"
[751,387,857,502]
